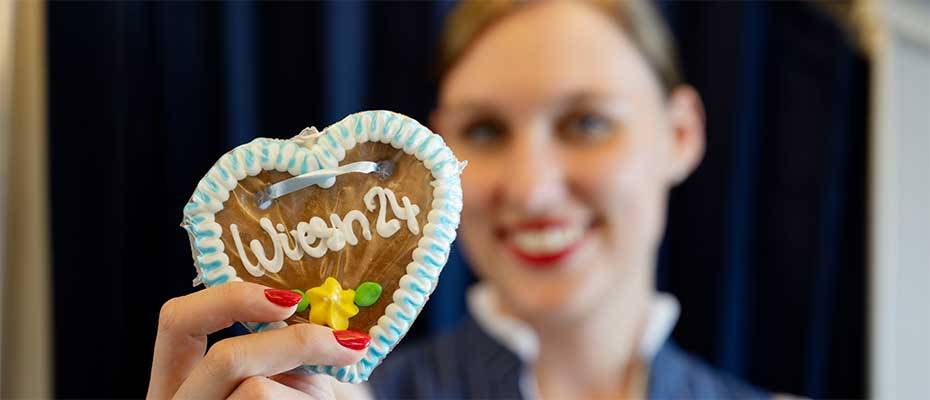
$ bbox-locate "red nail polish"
[264,289,303,307]
[333,330,371,350]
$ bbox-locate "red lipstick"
[503,219,586,269]
[505,239,583,268]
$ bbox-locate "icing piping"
[182,110,464,383]
[228,187,418,277]
[363,186,420,237]
[307,277,358,330]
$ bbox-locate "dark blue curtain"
[47,2,866,398]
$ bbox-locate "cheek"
[456,165,499,276]
[459,164,496,219]
[573,143,668,246]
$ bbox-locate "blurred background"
[1,1,928,398]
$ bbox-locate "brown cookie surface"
[214,142,433,331]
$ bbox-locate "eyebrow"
[439,91,625,113]
[551,91,626,108]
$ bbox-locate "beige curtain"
[0,0,52,397]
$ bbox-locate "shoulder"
[649,341,769,400]
[367,317,523,399]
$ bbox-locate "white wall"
[870,1,930,399]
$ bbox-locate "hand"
[147,281,367,399]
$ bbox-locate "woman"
[147,1,768,398]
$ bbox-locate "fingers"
[158,281,300,338]
[227,376,315,400]
[271,374,338,400]
[148,282,300,400]
[174,323,366,399]
[270,373,374,400]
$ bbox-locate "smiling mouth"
[501,220,590,269]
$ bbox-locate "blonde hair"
[436,0,683,93]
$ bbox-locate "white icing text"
[230,186,420,277]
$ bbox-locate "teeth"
[511,225,584,255]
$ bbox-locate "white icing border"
[181,110,464,383]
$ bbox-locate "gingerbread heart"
[181,110,464,382]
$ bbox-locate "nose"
[500,126,568,214]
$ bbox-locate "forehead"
[439,1,659,109]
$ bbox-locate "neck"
[531,268,655,399]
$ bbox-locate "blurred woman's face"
[434,1,703,324]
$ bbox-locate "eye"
[461,118,507,146]
[560,112,613,142]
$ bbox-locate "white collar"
[466,282,680,364]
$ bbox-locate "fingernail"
[264,289,303,307]
[333,330,371,350]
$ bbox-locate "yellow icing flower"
[307,277,359,330]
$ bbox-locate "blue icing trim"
[199,258,223,271]
[318,146,334,163]
[243,148,255,167]
[444,190,464,201]
[197,190,211,204]
[388,323,402,337]
[429,242,446,254]
[300,156,310,174]
[360,358,373,368]
[437,214,454,226]
[394,309,412,323]
[431,158,453,174]
[260,144,270,164]
[198,246,217,255]
[405,127,421,148]
[228,153,240,172]
[394,118,408,141]
[287,153,296,170]
[370,111,379,132]
[354,114,363,135]
[275,142,285,166]
[378,335,393,346]
[427,146,444,161]
[339,124,350,139]
[433,228,453,242]
[190,215,206,224]
[422,253,442,268]
[204,177,220,193]
[443,203,461,214]
[324,133,339,148]
[183,202,199,213]
[369,346,385,358]
[403,297,420,309]
[382,112,397,135]
[190,225,216,239]
[204,273,229,286]
[409,281,428,296]
[417,134,437,154]
[415,268,433,280]
[217,166,230,180]
[252,322,269,331]
[194,237,214,249]
[336,367,347,380]
[311,152,324,170]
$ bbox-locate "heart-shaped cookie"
[181,110,464,383]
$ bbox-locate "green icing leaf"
[292,289,310,313]
[354,282,382,307]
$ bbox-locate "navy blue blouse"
[369,317,768,399]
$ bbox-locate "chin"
[498,265,607,324]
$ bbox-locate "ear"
[665,85,705,186]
